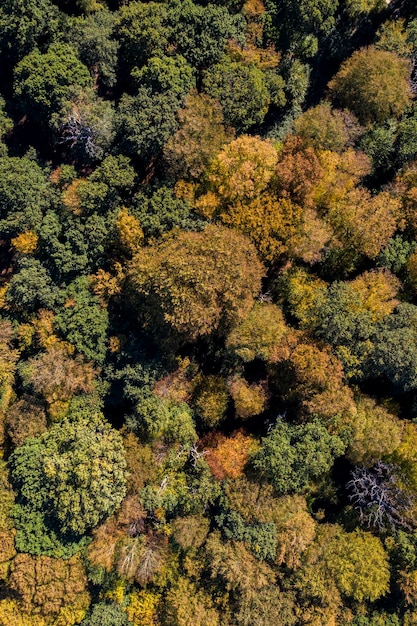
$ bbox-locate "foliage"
[69,8,119,88]
[55,276,109,363]
[128,225,264,341]
[0,156,53,238]
[2,0,417,622]
[7,553,90,622]
[252,419,345,494]
[14,43,92,124]
[10,413,127,536]
[81,603,131,626]
[164,92,234,179]
[294,102,363,152]
[202,58,270,131]
[328,46,412,125]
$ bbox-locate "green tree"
[0,155,53,238]
[55,276,109,363]
[265,0,339,58]
[69,8,119,87]
[116,1,170,70]
[369,303,417,392]
[14,43,92,125]
[202,58,270,131]
[5,258,57,312]
[0,0,60,63]
[117,89,179,162]
[132,55,195,101]
[132,186,203,240]
[81,603,131,626]
[167,0,246,68]
[252,420,345,494]
[10,413,127,536]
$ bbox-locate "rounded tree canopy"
[128,224,265,341]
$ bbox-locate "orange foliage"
[8,553,90,619]
[274,135,323,208]
[203,430,256,480]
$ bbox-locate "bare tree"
[59,113,98,159]
[347,461,415,532]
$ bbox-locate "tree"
[163,577,221,626]
[328,46,412,125]
[202,58,270,131]
[347,462,415,531]
[226,302,297,364]
[265,0,338,58]
[204,531,276,597]
[228,377,268,419]
[297,525,390,604]
[252,419,345,494]
[7,553,90,623]
[325,188,401,259]
[116,89,179,162]
[14,43,92,125]
[69,8,119,88]
[129,392,197,447]
[116,2,170,70]
[293,102,363,152]
[132,55,195,101]
[55,88,115,162]
[55,276,109,363]
[314,271,399,378]
[128,225,265,341]
[10,413,127,536]
[0,321,19,425]
[368,303,417,392]
[5,258,57,312]
[163,92,234,179]
[274,135,324,208]
[0,0,60,64]
[205,135,278,205]
[346,395,403,466]
[132,186,201,240]
[20,345,96,419]
[0,156,53,238]
[204,430,256,479]
[193,375,230,428]
[81,603,131,626]
[6,396,47,448]
[168,0,245,69]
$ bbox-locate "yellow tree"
[326,188,401,259]
[203,134,278,207]
[328,46,411,124]
[129,225,265,341]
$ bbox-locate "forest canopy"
[0,0,417,625]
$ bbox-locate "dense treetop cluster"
[1,0,417,624]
